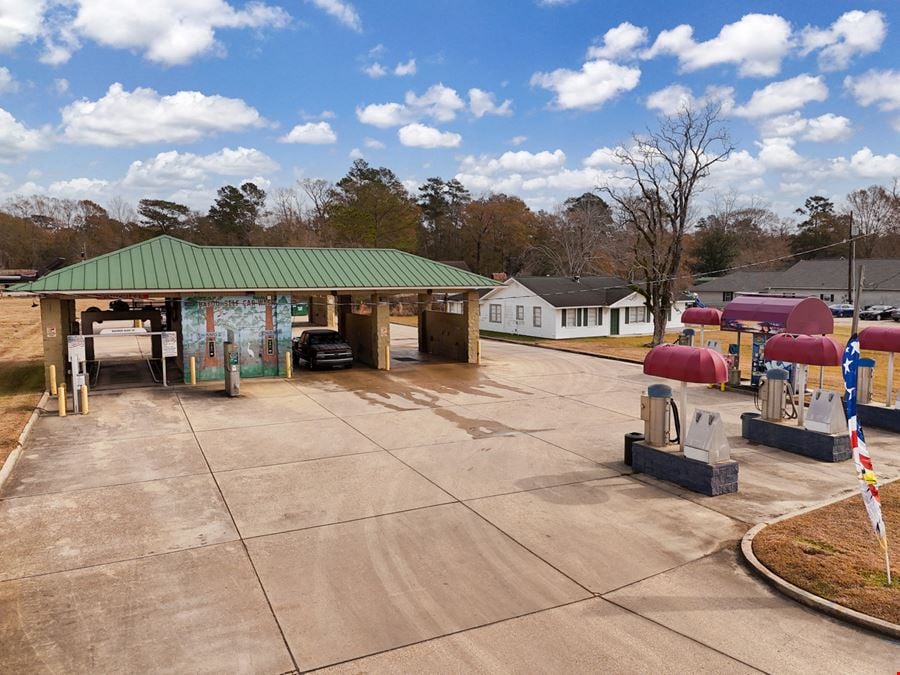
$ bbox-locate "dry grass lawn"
[0,296,45,466]
[754,482,899,624]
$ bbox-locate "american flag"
[843,334,887,547]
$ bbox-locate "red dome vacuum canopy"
[682,307,722,326]
[643,344,729,384]
[764,333,842,366]
[859,326,900,353]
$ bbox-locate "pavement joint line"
[599,594,767,674]
[302,596,594,673]
[0,537,239,585]
[206,447,384,476]
[174,391,301,674]
[624,472,757,527]
[0,468,214,502]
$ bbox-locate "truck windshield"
[309,333,344,345]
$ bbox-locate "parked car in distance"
[859,305,895,321]
[892,308,900,322]
[292,329,353,369]
[828,303,855,318]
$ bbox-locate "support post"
[58,384,66,417]
[887,352,895,408]
[49,364,57,396]
[162,356,167,387]
[797,364,808,426]
[189,356,197,385]
[463,290,480,364]
[285,351,292,378]
[699,325,705,347]
[80,384,89,415]
[417,291,432,353]
[372,294,391,370]
[679,380,687,452]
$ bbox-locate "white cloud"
[509,135,527,146]
[756,137,803,169]
[0,107,51,161]
[460,149,566,175]
[48,177,111,199]
[348,147,364,160]
[0,0,45,51]
[61,83,267,146]
[363,137,385,149]
[357,83,465,127]
[530,59,640,110]
[69,0,290,66]
[0,67,17,93]
[310,0,362,32]
[394,58,416,76]
[758,112,852,142]
[398,123,461,148]
[53,78,69,95]
[404,83,465,122]
[800,10,885,71]
[364,62,387,78]
[279,121,337,144]
[844,69,900,110]
[734,74,828,118]
[643,14,792,77]
[645,83,734,115]
[583,146,622,167]
[586,22,647,60]
[468,88,512,117]
[844,147,900,178]
[706,149,766,192]
[123,147,278,188]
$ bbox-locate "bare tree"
[531,196,615,277]
[299,178,335,243]
[602,104,733,345]
[844,185,898,258]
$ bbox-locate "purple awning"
[682,307,722,326]
[859,326,900,353]
[720,295,833,335]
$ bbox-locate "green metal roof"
[12,236,500,294]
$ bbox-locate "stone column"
[40,297,76,391]
[417,291,432,353]
[372,294,391,370]
[325,294,338,329]
[462,290,480,364]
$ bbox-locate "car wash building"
[12,236,499,390]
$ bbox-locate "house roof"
[513,276,634,308]
[770,259,900,291]
[11,235,501,294]
[691,270,776,293]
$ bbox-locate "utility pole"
[851,266,865,336]
[847,211,855,305]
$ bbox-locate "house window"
[722,291,734,302]
[489,304,501,323]
[820,293,834,302]
[516,305,524,321]
[575,308,588,326]
[533,306,542,327]
[596,308,603,325]
[626,306,648,323]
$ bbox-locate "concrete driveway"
[2,324,898,673]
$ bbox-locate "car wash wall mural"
[181,295,291,381]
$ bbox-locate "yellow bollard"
[134,319,142,328]
[189,356,197,385]
[384,344,390,371]
[49,364,57,395]
[80,384,89,415]
[58,384,66,417]
[477,340,482,365]
[285,351,292,378]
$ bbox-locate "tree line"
[2,106,898,344]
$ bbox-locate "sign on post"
[162,331,178,357]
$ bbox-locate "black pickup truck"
[292,329,354,369]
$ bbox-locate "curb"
[0,390,49,492]
[480,334,645,366]
[740,489,900,640]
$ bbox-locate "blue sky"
[1,0,898,217]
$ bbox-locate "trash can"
[624,432,644,467]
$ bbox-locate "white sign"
[162,331,178,357]
[99,327,147,335]
[67,334,86,361]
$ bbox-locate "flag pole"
[885,540,892,586]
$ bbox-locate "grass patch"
[754,481,899,624]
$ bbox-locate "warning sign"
[162,331,178,358]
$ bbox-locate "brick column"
[40,297,76,390]
[463,290,480,364]
[372,294,391,370]
[417,291,432,353]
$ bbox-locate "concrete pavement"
[1,324,898,673]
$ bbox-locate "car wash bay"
[2,326,898,673]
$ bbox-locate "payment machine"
[67,334,87,414]
[224,331,241,397]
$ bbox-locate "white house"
[479,276,687,339]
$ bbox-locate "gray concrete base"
[741,413,851,462]
[629,440,738,496]
[858,403,900,433]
